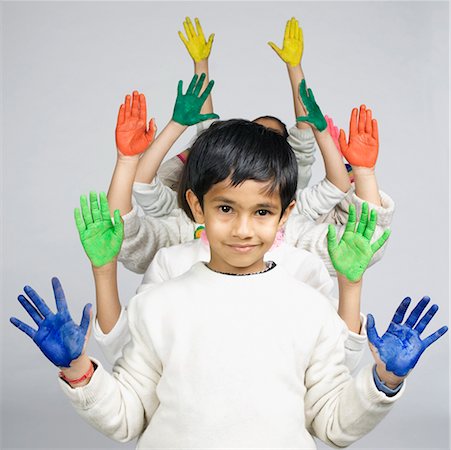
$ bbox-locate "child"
[11,119,447,449]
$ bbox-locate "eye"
[219,205,232,213]
[256,209,271,216]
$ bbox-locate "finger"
[307,87,316,104]
[344,204,357,233]
[390,297,411,324]
[206,33,214,53]
[79,303,93,336]
[423,326,448,348]
[372,118,379,142]
[405,296,431,328]
[116,104,125,126]
[139,93,147,122]
[298,24,304,46]
[52,277,69,314]
[370,229,391,253]
[283,19,290,43]
[89,191,102,222]
[356,202,369,235]
[288,17,294,39]
[178,30,189,47]
[338,129,348,155]
[327,224,338,253]
[358,104,366,134]
[131,91,139,118]
[23,285,52,318]
[268,41,283,58]
[187,74,199,94]
[199,79,214,101]
[349,107,358,137]
[74,208,86,234]
[194,73,206,96]
[80,194,93,226]
[99,192,111,221]
[187,17,196,38]
[195,18,205,41]
[114,209,124,242]
[10,317,36,339]
[177,80,183,97]
[124,94,131,119]
[183,18,192,39]
[366,313,382,347]
[414,303,439,334]
[17,294,43,325]
[365,108,373,134]
[363,208,377,240]
[146,118,157,142]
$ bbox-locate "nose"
[232,215,254,239]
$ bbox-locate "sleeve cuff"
[287,124,315,141]
[372,365,404,397]
[345,313,368,350]
[121,206,140,239]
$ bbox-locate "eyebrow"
[211,196,278,209]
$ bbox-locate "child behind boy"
[11,119,447,449]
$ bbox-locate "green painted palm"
[327,202,390,282]
[74,192,123,267]
[172,73,219,126]
[296,79,327,131]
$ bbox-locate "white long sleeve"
[62,264,403,449]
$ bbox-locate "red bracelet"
[59,361,95,385]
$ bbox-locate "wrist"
[60,353,92,381]
[92,259,117,275]
[352,166,375,176]
[195,59,209,71]
[375,363,405,389]
[337,273,362,287]
[116,152,140,163]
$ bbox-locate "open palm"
[10,277,91,368]
[327,202,390,282]
[339,105,378,167]
[367,296,448,377]
[74,192,123,267]
[115,91,156,156]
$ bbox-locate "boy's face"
[186,178,294,275]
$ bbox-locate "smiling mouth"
[226,244,260,253]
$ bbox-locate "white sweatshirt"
[96,240,367,370]
[60,263,403,449]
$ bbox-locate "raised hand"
[327,202,391,282]
[178,17,214,62]
[268,17,304,67]
[172,73,219,126]
[10,277,92,368]
[367,297,448,383]
[339,105,379,168]
[115,91,156,157]
[296,80,327,131]
[74,192,124,267]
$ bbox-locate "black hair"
[178,119,298,221]
[252,115,289,139]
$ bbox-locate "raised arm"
[297,80,351,193]
[108,91,156,216]
[339,105,381,205]
[178,16,215,115]
[74,192,124,334]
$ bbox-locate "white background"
[2,2,449,449]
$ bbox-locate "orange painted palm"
[339,105,379,168]
[115,91,156,156]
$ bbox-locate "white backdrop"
[2,2,449,449]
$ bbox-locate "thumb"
[146,117,157,142]
[338,129,348,156]
[268,41,283,58]
[366,313,382,347]
[207,33,215,52]
[114,209,124,242]
[79,303,92,337]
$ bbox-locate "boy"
[11,120,447,448]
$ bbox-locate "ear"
[278,200,296,229]
[185,189,205,224]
